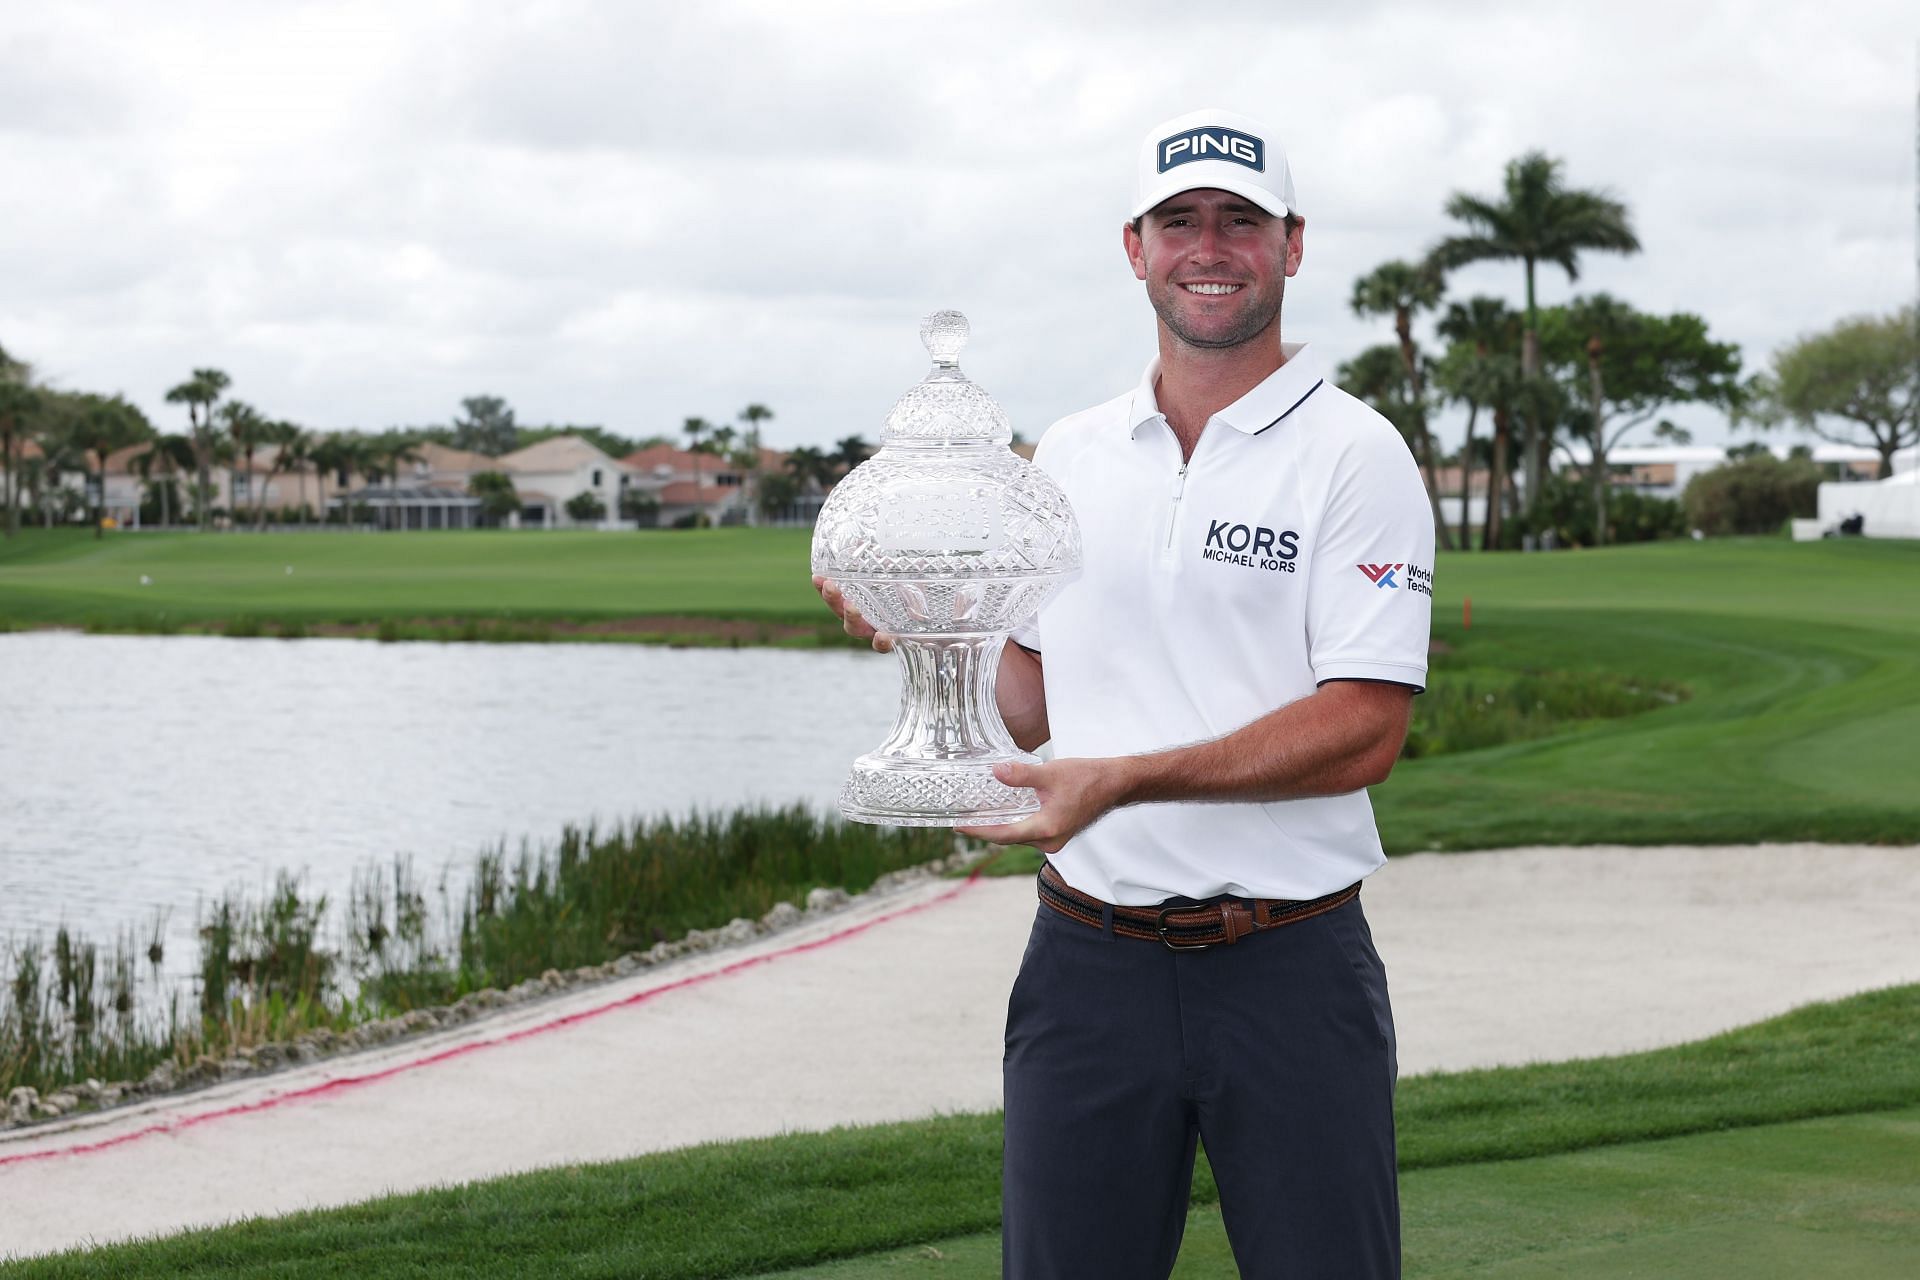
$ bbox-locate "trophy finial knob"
[921,310,969,367]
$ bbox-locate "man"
[817,106,1430,1279]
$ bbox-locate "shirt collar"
[1127,342,1327,440]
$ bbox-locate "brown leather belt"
[1038,861,1360,951]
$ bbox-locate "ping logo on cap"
[1157,126,1264,174]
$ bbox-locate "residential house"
[495,436,634,529]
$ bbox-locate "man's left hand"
[957,757,1135,853]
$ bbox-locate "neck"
[1153,325,1289,455]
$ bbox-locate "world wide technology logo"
[1358,563,1433,596]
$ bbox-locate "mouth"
[1179,282,1243,296]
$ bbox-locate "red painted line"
[0,871,989,1170]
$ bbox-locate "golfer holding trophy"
[815,106,1431,1280]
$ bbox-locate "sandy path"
[2,843,1916,1262]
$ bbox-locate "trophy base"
[838,755,1040,828]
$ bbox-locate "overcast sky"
[2,0,1914,457]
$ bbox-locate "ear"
[1284,217,1306,278]
[1123,221,1148,282]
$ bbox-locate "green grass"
[6,984,1916,1277]
[1377,538,1920,850]
[0,528,831,637]
[767,1109,1920,1277]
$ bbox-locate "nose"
[1186,222,1226,265]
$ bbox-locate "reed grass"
[1,806,952,1103]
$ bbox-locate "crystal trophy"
[812,310,1082,826]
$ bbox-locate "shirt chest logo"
[1200,517,1299,574]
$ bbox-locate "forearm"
[1114,682,1411,807]
[996,641,1049,752]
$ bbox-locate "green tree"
[70,394,156,538]
[1749,307,1918,479]
[834,435,873,477]
[1431,153,1640,527]
[1434,296,1523,551]
[755,469,800,521]
[682,416,712,508]
[1539,296,1744,545]
[1350,258,1453,548]
[1338,344,1426,442]
[452,396,518,456]
[20,392,86,529]
[307,435,357,526]
[565,490,606,523]
[0,349,40,539]
[164,368,231,532]
[130,433,195,528]
[784,445,837,492]
[736,403,774,527]
[468,470,520,526]
[1682,452,1822,535]
[253,422,309,528]
[217,401,272,528]
[368,432,423,531]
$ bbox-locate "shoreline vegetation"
[2,806,963,1123]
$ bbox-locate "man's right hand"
[812,575,895,653]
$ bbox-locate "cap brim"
[1131,173,1292,221]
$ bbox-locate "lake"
[0,633,900,977]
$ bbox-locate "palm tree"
[269,425,316,527]
[683,416,712,514]
[364,433,422,531]
[784,445,836,493]
[1435,297,1521,550]
[164,368,231,532]
[0,373,40,539]
[1338,345,1424,442]
[307,435,355,525]
[72,395,156,538]
[217,401,270,528]
[254,422,309,529]
[1430,153,1639,528]
[737,403,774,527]
[130,433,195,529]
[1350,259,1453,549]
[833,435,873,479]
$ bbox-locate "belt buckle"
[1155,907,1214,952]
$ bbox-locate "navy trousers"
[1002,887,1399,1279]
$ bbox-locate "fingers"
[814,576,893,652]
[992,760,1045,789]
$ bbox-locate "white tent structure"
[1815,469,1920,540]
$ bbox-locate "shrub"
[1522,475,1685,548]
[565,492,607,523]
[1682,454,1821,536]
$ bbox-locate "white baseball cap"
[1131,107,1298,221]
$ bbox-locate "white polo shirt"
[1010,342,1433,905]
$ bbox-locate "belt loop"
[1100,901,1115,940]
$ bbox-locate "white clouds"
[0,0,1912,450]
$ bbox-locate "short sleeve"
[1305,424,1434,690]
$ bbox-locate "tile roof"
[495,435,625,473]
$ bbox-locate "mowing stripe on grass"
[0,873,983,1172]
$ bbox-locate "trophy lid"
[881,310,1013,445]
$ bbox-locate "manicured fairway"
[1378,537,1920,850]
[0,528,825,630]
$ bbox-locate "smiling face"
[1123,188,1304,352]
